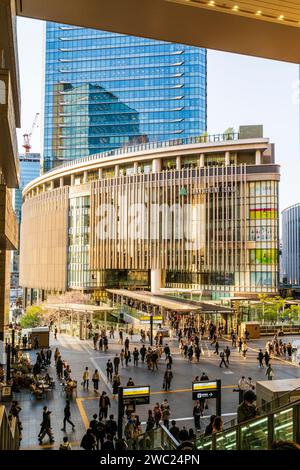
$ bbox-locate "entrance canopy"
[45,303,116,321]
[106,289,232,315]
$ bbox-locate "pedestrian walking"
[237,376,248,404]
[163,369,173,391]
[105,414,118,439]
[118,330,123,345]
[38,408,54,444]
[113,354,120,374]
[106,359,113,381]
[133,347,139,366]
[99,391,111,420]
[140,344,147,363]
[46,348,52,365]
[225,346,231,364]
[99,337,103,352]
[241,341,248,359]
[80,428,96,450]
[219,350,228,368]
[146,410,155,432]
[54,327,58,340]
[61,400,75,432]
[153,402,162,428]
[125,337,130,350]
[89,414,104,450]
[214,341,219,355]
[193,400,202,430]
[120,349,125,366]
[264,350,270,367]
[266,364,274,380]
[238,337,243,353]
[161,400,170,429]
[164,344,170,358]
[125,349,131,366]
[195,345,201,362]
[166,353,173,369]
[82,367,89,390]
[92,369,100,392]
[257,349,264,368]
[56,357,63,380]
[112,373,121,398]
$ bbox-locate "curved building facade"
[19,126,280,301]
[282,204,300,287]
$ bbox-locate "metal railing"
[0,406,20,450]
[44,132,241,175]
[196,389,300,450]
[126,424,180,450]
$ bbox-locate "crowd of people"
[6,314,298,451]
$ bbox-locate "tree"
[20,305,44,329]
[223,127,235,140]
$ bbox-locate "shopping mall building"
[19,125,280,304]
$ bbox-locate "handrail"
[126,423,180,450]
[43,132,241,175]
[196,394,300,450]
[212,385,300,435]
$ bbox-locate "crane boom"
[22,112,40,154]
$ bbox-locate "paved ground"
[11,331,300,450]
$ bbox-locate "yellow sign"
[140,315,162,322]
[193,381,217,391]
[123,386,150,397]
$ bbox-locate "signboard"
[118,384,151,438]
[1,385,12,401]
[192,380,220,400]
[121,385,150,405]
[140,315,162,325]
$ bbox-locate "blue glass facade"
[43,23,207,172]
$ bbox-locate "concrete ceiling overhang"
[15,0,300,63]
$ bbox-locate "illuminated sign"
[120,385,150,405]
[192,380,220,400]
[140,315,163,324]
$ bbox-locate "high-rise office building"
[282,203,300,288]
[43,23,207,172]
[11,153,40,300]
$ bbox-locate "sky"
[16,17,300,219]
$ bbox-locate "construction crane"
[22,112,40,154]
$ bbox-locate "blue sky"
[16,17,300,217]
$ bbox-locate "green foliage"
[223,127,235,140]
[20,305,44,329]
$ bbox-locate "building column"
[83,171,88,183]
[134,162,138,174]
[115,165,119,177]
[255,150,262,165]
[71,175,75,186]
[151,269,166,293]
[225,151,230,166]
[152,159,161,173]
[98,168,103,179]
[176,156,181,170]
[49,181,54,190]
[59,177,64,187]
[199,153,205,167]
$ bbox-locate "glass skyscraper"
[43,23,207,172]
